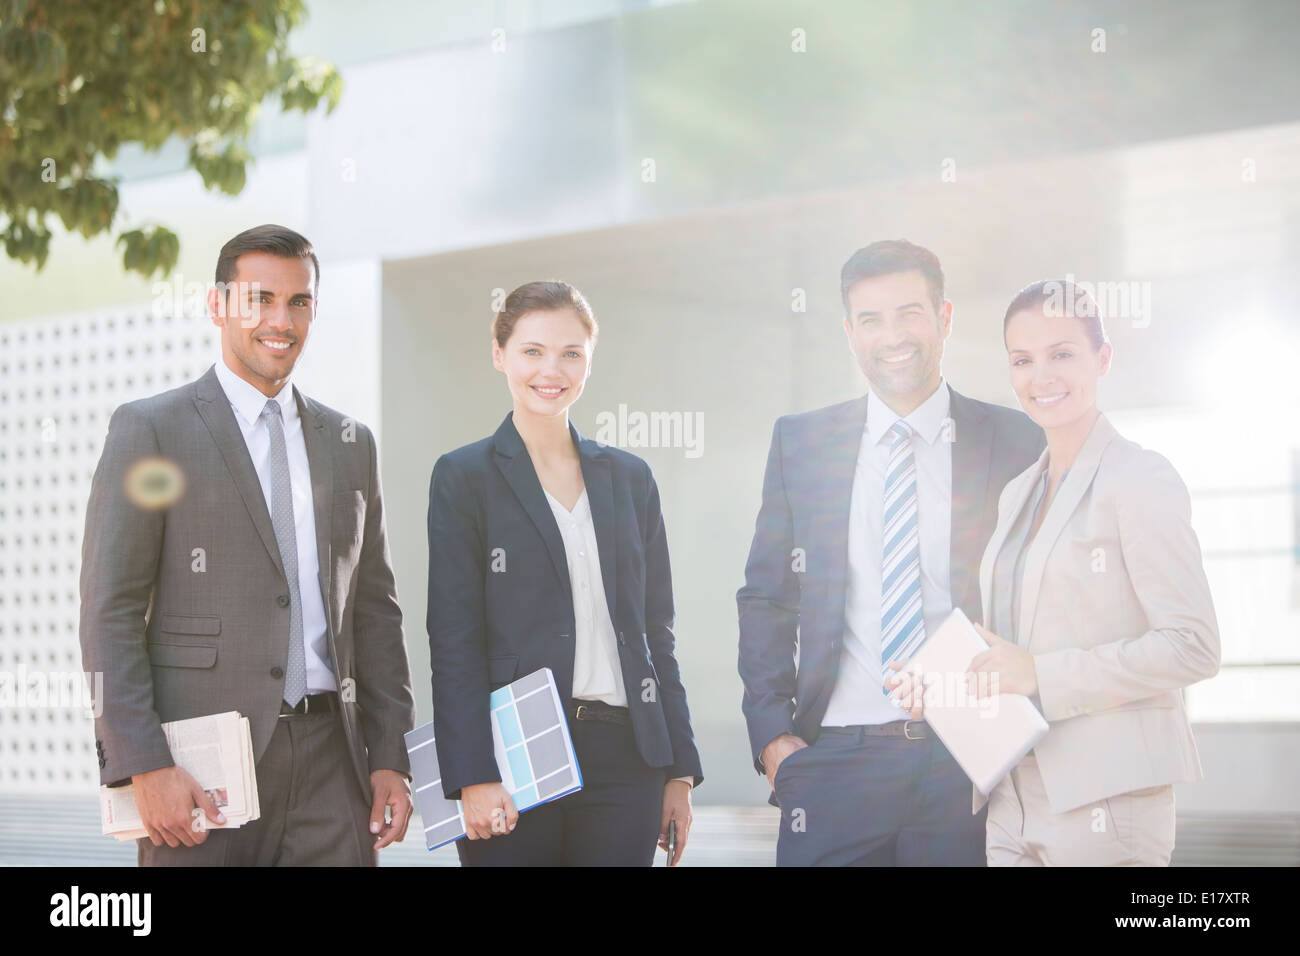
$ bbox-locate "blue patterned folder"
[404,667,584,850]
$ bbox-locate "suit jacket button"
[270,666,284,679]
[277,594,290,607]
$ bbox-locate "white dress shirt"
[822,379,954,726]
[543,487,628,707]
[543,485,692,787]
[213,358,335,693]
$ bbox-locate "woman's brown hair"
[1003,278,1108,350]
[492,281,599,347]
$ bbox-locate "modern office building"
[1,0,1297,864]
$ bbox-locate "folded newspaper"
[99,711,260,841]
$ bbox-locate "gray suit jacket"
[79,365,415,799]
[974,413,1220,814]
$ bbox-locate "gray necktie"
[263,398,307,707]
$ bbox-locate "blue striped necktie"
[880,420,926,687]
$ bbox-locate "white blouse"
[542,487,628,707]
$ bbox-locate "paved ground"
[2,795,1296,866]
[0,795,779,866]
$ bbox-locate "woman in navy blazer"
[426,280,703,866]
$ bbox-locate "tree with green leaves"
[0,0,341,277]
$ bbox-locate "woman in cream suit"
[965,279,1219,866]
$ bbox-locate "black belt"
[279,692,339,717]
[569,699,630,725]
[823,720,930,741]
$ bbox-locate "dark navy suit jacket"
[736,386,1045,774]
[427,412,704,799]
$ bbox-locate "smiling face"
[843,269,951,411]
[492,307,592,420]
[1005,307,1112,429]
[208,251,317,397]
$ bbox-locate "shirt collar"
[866,378,952,446]
[213,356,297,428]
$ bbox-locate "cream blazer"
[972,413,1220,814]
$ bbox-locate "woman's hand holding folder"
[461,782,518,840]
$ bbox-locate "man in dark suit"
[737,239,1045,866]
[79,224,416,865]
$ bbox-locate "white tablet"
[901,608,1048,796]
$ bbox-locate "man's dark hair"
[215,223,320,297]
[840,239,944,315]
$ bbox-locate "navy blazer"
[736,386,1045,773]
[427,412,704,799]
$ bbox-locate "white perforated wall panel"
[0,305,219,793]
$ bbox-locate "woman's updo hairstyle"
[492,280,599,348]
[1002,278,1108,351]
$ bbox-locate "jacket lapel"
[297,388,334,608]
[1016,414,1119,647]
[948,388,992,613]
[192,366,285,579]
[575,427,619,626]
[979,450,1047,627]
[492,413,572,594]
[821,395,871,609]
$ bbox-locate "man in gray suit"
[79,224,416,865]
